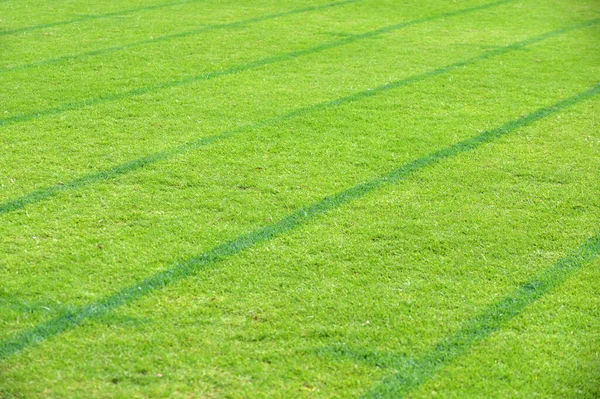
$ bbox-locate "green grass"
[1,0,599,397]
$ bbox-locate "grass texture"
[1,0,599,397]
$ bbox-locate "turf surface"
[1,0,599,397]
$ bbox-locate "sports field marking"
[0,84,596,360]
[2,0,360,73]
[361,232,600,398]
[0,0,516,127]
[0,0,206,36]
[0,18,596,216]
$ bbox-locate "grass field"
[1,0,599,397]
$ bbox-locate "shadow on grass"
[0,0,206,36]
[2,0,361,73]
[0,0,519,128]
[0,83,597,360]
[317,232,600,398]
[1,17,597,216]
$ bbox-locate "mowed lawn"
[1,0,599,397]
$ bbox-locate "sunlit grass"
[0,0,599,397]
